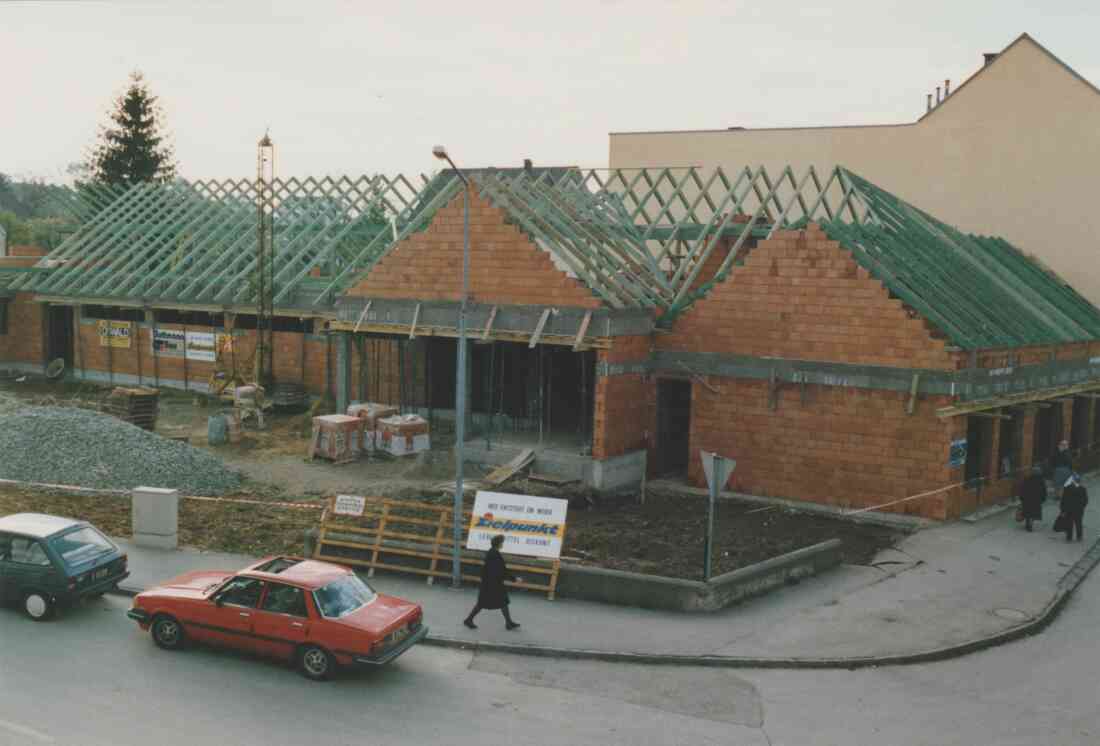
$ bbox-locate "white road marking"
[0,718,54,743]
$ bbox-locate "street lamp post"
[433,145,470,589]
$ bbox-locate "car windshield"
[49,526,116,568]
[313,574,376,619]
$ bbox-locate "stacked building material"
[271,382,310,411]
[104,387,160,431]
[347,402,398,449]
[309,414,364,464]
[378,414,430,457]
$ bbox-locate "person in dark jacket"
[1019,466,1046,532]
[1052,440,1074,500]
[464,534,520,630]
[1060,475,1089,542]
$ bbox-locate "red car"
[126,556,427,680]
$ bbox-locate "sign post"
[700,450,736,582]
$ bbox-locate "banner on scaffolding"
[96,320,133,349]
[467,491,568,559]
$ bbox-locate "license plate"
[93,568,109,581]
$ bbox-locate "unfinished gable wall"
[346,189,602,310]
[0,293,45,367]
[661,224,955,369]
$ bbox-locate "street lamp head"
[431,145,448,160]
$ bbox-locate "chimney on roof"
[926,93,933,112]
[944,79,951,97]
[936,85,942,105]
[983,52,999,67]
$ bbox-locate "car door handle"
[239,612,251,618]
[290,622,304,628]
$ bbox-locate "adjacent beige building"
[609,33,1100,307]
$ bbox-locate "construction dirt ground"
[0,375,904,581]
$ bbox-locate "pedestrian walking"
[1051,440,1074,500]
[464,534,521,631]
[1060,474,1088,542]
[1018,466,1046,532]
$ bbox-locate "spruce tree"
[86,71,177,187]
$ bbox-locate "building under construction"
[2,163,1100,519]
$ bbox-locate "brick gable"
[661,224,954,370]
[346,189,602,309]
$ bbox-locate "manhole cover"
[992,608,1029,621]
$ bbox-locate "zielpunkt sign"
[467,491,568,559]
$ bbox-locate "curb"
[107,535,1100,670]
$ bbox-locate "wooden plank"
[367,503,389,578]
[481,448,535,487]
[529,308,552,349]
[481,305,498,341]
[528,472,578,486]
[426,508,449,586]
[572,310,592,351]
[352,299,372,333]
[328,320,613,349]
[408,302,421,339]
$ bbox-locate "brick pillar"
[1061,399,1074,443]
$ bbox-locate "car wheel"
[297,645,334,681]
[151,615,186,650]
[23,591,55,622]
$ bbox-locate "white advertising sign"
[333,494,366,517]
[466,490,568,559]
[185,331,217,362]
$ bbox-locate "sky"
[1,0,1098,182]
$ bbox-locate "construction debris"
[0,406,243,494]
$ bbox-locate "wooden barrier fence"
[314,495,560,599]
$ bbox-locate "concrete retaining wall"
[556,539,843,611]
[310,529,843,612]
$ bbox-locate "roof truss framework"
[12,174,434,308]
[17,165,1100,350]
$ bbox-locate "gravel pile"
[0,406,244,495]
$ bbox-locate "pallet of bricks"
[104,387,160,431]
[313,494,560,599]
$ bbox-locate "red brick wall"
[0,293,45,366]
[68,317,336,400]
[7,245,48,258]
[346,188,602,309]
[688,380,960,519]
[660,225,955,370]
[593,335,655,461]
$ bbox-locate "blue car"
[0,513,129,620]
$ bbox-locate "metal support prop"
[452,181,470,588]
[705,451,718,582]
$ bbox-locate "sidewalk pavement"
[110,473,1100,666]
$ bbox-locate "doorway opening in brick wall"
[655,378,692,477]
[45,304,74,372]
[1070,396,1090,451]
[964,415,993,489]
[997,408,1022,479]
[1032,404,1060,474]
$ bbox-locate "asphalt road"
[2,571,1099,746]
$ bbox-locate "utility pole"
[255,132,275,387]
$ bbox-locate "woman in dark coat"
[464,534,520,630]
[1060,475,1089,542]
[1019,466,1046,532]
